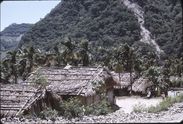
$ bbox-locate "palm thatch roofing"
[170,76,183,82]
[132,77,153,94]
[27,66,116,97]
[0,84,44,117]
[111,71,136,89]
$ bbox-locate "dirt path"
[115,96,163,113]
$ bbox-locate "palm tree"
[53,45,66,66]
[128,47,135,94]
[61,37,76,65]
[6,50,18,83]
[134,57,143,78]
[145,66,161,96]
[17,58,27,80]
[79,40,89,66]
[27,46,35,73]
[113,45,124,80]
[1,59,11,83]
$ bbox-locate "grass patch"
[133,93,183,113]
[147,93,183,113]
[133,103,147,113]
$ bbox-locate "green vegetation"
[39,97,113,119]
[133,94,183,113]
[30,72,48,88]
[133,103,147,113]
[18,0,182,57]
[19,0,141,55]
[134,0,182,57]
[38,107,58,121]
[147,94,183,113]
[1,1,182,91]
[171,78,183,87]
[37,80,114,119]
[1,44,182,96]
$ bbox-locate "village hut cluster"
[0,65,154,117]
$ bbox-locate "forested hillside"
[18,0,182,58]
[18,0,141,52]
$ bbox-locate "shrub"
[175,94,183,102]
[85,99,113,116]
[133,103,146,113]
[147,106,157,113]
[30,72,48,88]
[38,107,58,121]
[171,77,183,87]
[58,97,113,119]
[59,97,84,119]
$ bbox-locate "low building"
[168,88,183,97]
[132,77,153,95]
[27,66,117,109]
[111,72,136,96]
[111,72,153,96]
[0,84,45,117]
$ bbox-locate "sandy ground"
[115,96,163,113]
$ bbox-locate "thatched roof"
[27,66,115,97]
[132,77,153,94]
[111,71,136,89]
[170,76,183,82]
[0,84,44,117]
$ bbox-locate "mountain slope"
[18,0,141,51]
[132,0,182,56]
[1,23,33,51]
[18,0,182,57]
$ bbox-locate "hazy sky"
[1,1,61,31]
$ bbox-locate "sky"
[1,1,61,31]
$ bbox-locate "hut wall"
[79,95,101,105]
[106,89,114,104]
[23,98,44,116]
[114,88,129,96]
[44,91,62,110]
[94,94,100,104]
[78,96,87,105]
[86,96,93,105]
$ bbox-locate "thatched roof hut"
[111,71,136,89]
[27,66,117,105]
[132,77,153,94]
[28,66,115,96]
[0,84,44,117]
[111,71,153,95]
